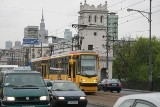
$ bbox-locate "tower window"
[100,16,103,23]
[88,16,91,22]
[94,15,97,22]
[88,45,93,50]
[94,32,97,36]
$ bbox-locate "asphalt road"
[87,104,109,107]
[86,89,151,107]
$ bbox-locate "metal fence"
[121,81,160,92]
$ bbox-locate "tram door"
[68,59,76,82]
[41,63,47,79]
[72,62,76,82]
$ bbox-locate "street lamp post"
[127,0,152,91]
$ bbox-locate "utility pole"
[148,0,152,91]
[127,0,152,91]
[103,12,116,72]
[72,24,87,50]
[45,35,56,56]
[40,42,42,57]
[48,43,54,56]
[25,48,29,66]
[11,48,14,65]
[31,41,35,59]
[71,37,75,51]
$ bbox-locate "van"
[0,65,18,72]
[0,70,50,106]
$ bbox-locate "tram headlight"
[82,79,85,82]
[94,79,97,82]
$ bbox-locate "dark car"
[98,79,121,93]
[45,80,88,107]
[0,70,50,107]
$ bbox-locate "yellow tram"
[31,50,100,93]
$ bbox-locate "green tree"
[113,36,160,82]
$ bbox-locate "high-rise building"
[5,41,12,49]
[14,41,21,49]
[64,29,72,40]
[38,9,48,43]
[108,12,118,40]
[24,26,39,39]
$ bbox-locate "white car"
[113,92,160,107]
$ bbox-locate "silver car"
[113,92,160,107]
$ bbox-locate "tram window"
[44,65,46,78]
[88,45,93,50]
[73,62,76,78]
[68,64,71,78]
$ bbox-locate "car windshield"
[101,79,120,83]
[110,79,120,83]
[4,73,46,87]
[51,82,81,91]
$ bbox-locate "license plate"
[112,83,117,86]
[68,101,78,104]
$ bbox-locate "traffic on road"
[0,66,158,107]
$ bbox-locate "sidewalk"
[123,88,152,93]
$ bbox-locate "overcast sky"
[0,0,160,49]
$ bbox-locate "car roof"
[13,66,31,71]
[102,79,120,82]
[113,92,160,107]
[49,80,73,83]
[1,70,40,74]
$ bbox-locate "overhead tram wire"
[49,19,78,34]
[48,0,160,38]
[118,9,160,25]
[106,0,159,20]
[4,0,155,37]
[0,4,78,17]
[113,0,147,13]
[108,0,126,8]
[152,9,160,14]
[119,4,160,19]
[50,3,160,37]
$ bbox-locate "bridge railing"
[121,81,160,91]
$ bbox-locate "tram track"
[86,91,126,107]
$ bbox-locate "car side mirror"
[47,82,52,87]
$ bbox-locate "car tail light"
[117,83,121,87]
[106,83,110,86]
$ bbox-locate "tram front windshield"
[81,55,97,76]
